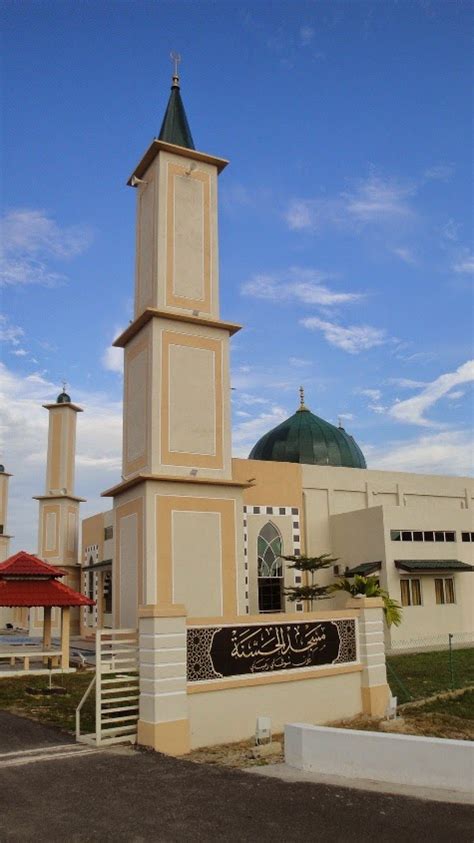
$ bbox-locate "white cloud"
[0,209,92,288]
[391,246,417,265]
[286,174,415,233]
[358,388,382,401]
[0,315,24,347]
[2,209,92,258]
[389,360,474,426]
[369,430,473,476]
[299,26,315,46]
[289,357,311,368]
[301,317,386,354]
[441,219,460,242]
[388,377,427,389]
[242,267,362,307]
[0,362,122,553]
[233,405,288,457]
[12,349,28,357]
[453,253,474,274]
[102,328,125,375]
[423,164,455,182]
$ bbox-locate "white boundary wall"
[285,724,474,794]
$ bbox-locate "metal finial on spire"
[297,385,308,412]
[62,379,68,393]
[170,51,181,87]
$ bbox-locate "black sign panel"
[187,619,356,682]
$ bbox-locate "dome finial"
[297,385,308,412]
[170,51,181,89]
[57,379,71,404]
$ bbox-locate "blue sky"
[1,0,473,552]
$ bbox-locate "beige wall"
[328,502,474,645]
[172,510,223,616]
[188,670,362,748]
[235,459,303,511]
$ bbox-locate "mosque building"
[77,68,473,655]
[0,68,472,657]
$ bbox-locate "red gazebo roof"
[0,550,94,608]
[0,550,64,578]
[0,579,94,607]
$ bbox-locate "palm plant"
[330,574,402,627]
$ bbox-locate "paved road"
[0,712,472,842]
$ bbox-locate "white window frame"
[400,577,423,607]
[434,576,456,605]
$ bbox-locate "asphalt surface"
[0,712,473,842]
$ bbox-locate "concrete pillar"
[137,604,190,756]
[61,606,70,669]
[346,596,390,717]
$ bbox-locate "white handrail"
[75,674,96,741]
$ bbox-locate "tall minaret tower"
[32,388,85,634]
[103,61,249,754]
[0,464,13,563]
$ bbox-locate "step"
[99,647,138,656]
[98,694,140,711]
[99,723,138,736]
[97,734,137,746]
[100,714,139,725]
[101,675,138,685]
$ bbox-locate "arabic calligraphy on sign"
[186,619,356,681]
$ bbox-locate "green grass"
[409,688,474,721]
[386,647,474,703]
[0,671,96,734]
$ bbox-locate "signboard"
[187,619,357,682]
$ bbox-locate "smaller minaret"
[33,387,85,634]
[0,464,13,563]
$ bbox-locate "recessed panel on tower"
[161,329,223,469]
[166,163,211,313]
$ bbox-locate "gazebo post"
[61,606,70,670]
[43,606,52,666]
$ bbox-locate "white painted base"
[285,723,474,794]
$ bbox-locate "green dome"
[57,391,71,404]
[248,397,366,469]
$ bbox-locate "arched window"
[257,522,284,612]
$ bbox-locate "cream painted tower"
[0,465,13,563]
[32,389,85,635]
[103,67,249,753]
[0,465,15,629]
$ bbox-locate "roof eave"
[127,139,228,186]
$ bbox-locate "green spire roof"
[158,73,195,150]
[248,391,367,469]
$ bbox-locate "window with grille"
[257,522,284,613]
[391,529,456,543]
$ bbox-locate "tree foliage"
[283,553,338,608]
